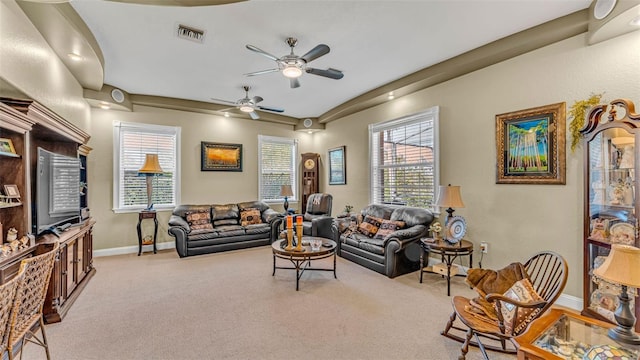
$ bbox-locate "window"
[113,122,180,212]
[258,135,297,203]
[369,106,439,210]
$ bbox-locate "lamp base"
[608,326,640,345]
[283,197,289,213]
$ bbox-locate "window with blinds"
[369,106,439,210]
[259,135,297,203]
[113,122,181,212]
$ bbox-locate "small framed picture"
[3,184,20,199]
[0,138,16,155]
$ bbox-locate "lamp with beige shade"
[138,154,164,210]
[594,244,640,345]
[279,185,294,214]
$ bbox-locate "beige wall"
[317,31,640,298]
[0,0,90,131]
[89,105,313,249]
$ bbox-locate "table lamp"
[593,244,640,345]
[280,185,294,213]
[138,154,164,210]
[434,184,465,225]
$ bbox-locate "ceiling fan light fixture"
[239,105,254,113]
[282,65,302,78]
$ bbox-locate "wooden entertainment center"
[0,98,95,323]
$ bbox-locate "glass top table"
[516,308,640,360]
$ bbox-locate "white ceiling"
[70,0,591,119]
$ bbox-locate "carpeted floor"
[22,246,515,360]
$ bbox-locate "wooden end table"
[419,238,473,296]
[272,237,337,291]
[137,210,158,256]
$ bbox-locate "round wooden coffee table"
[272,237,337,291]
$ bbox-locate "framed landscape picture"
[201,142,243,171]
[328,146,346,185]
[496,102,566,184]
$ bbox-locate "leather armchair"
[301,193,333,237]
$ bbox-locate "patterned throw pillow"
[185,210,213,231]
[373,219,406,240]
[496,278,545,335]
[240,208,262,227]
[357,215,383,238]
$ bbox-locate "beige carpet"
[22,246,515,360]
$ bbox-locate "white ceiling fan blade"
[245,69,280,77]
[249,111,260,120]
[246,45,280,62]
[210,98,237,105]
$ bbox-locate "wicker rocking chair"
[0,267,25,360]
[441,251,568,360]
[6,242,59,360]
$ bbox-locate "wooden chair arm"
[485,293,547,309]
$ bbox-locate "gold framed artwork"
[0,138,16,155]
[496,102,566,184]
[201,142,243,171]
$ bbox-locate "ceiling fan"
[211,86,284,120]
[245,37,344,88]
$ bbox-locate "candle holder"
[285,216,294,251]
[294,223,305,252]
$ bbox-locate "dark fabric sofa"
[336,204,434,278]
[168,201,281,258]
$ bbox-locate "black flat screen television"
[34,147,81,235]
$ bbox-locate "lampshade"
[280,185,294,197]
[435,184,465,209]
[138,154,164,175]
[594,244,640,288]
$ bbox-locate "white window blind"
[259,135,297,202]
[113,122,180,212]
[369,107,439,209]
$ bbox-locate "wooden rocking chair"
[441,251,568,360]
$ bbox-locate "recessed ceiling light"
[388,92,395,100]
[99,104,110,110]
[67,52,83,61]
[224,112,230,117]
[630,16,640,26]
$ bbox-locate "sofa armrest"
[311,216,338,242]
[262,208,282,224]
[384,224,428,248]
[168,215,190,233]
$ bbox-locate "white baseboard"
[93,241,175,257]
[555,293,582,311]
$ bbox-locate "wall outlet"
[480,241,488,253]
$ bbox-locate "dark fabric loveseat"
[336,204,434,278]
[168,201,281,258]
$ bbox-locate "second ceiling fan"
[245,37,344,88]
[211,86,284,120]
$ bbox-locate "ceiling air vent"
[176,24,206,43]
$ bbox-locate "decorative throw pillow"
[357,215,383,238]
[240,208,262,227]
[373,219,406,240]
[185,210,213,231]
[496,278,545,335]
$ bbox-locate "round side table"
[419,238,473,296]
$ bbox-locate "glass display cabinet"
[580,98,640,331]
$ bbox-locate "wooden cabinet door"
[66,238,77,296]
[77,234,86,283]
